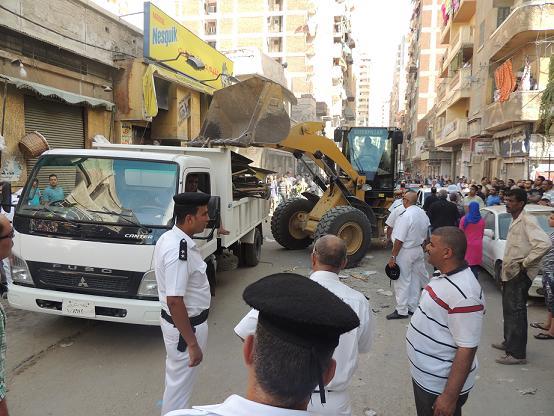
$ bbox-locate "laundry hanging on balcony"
[494,59,516,102]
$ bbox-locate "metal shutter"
[24,96,84,195]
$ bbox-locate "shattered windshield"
[17,155,179,228]
[347,128,393,184]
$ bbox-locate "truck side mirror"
[207,196,221,229]
[392,130,403,144]
[1,182,12,213]
[334,128,347,143]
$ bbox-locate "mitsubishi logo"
[78,277,89,288]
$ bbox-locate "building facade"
[404,0,554,181]
[356,53,370,126]
[174,0,357,129]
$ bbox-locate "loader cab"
[335,127,403,193]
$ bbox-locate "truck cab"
[8,145,268,325]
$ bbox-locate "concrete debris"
[60,342,73,348]
[350,273,368,282]
[365,255,374,259]
[497,378,514,383]
[264,237,275,242]
[363,409,377,416]
[372,308,380,313]
[376,289,393,297]
[285,266,299,272]
[518,388,537,395]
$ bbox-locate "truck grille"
[38,270,129,294]
[26,261,143,297]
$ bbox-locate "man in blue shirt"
[42,174,64,204]
[486,188,501,206]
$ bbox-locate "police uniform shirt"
[391,205,430,248]
[154,225,210,316]
[234,270,373,392]
[385,204,406,229]
[165,394,317,415]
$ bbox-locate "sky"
[92,0,413,127]
[351,0,412,126]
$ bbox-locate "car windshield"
[498,211,554,240]
[347,127,393,187]
[17,155,179,227]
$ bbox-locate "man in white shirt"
[407,227,485,416]
[386,189,407,243]
[234,235,374,416]
[167,273,360,416]
[387,191,430,319]
[154,192,212,415]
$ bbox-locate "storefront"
[114,2,233,145]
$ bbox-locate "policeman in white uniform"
[154,192,212,415]
[234,235,374,416]
[387,190,430,319]
[166,273,360,416]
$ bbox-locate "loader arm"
[266,122,367,201]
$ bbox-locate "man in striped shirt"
[406,227,485,416]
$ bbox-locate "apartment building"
[407,0,554,181]
[356,53,370,125]
[389,38,408,128]
[402,0,450,178]
[175,0,357,128]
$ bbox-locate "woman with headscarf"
[459,201,485,279]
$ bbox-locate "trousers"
[502,271,531,359]
[160,320,208,416]
[308,390,351,416]
[394,246,428,315]
[412,380,468,416]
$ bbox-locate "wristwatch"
[390,255,396,260]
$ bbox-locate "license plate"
[62,300,95,318]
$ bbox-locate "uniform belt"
[161,308,209,327]
[313,389,335,393]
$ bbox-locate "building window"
[478,21,485,47]
[267,16,282,33]
[268,37,282,53]
[208,41,216,48]
[205,20,217,35]
[497,7,511,28]
[268,0,282,12]
[204,0,217,14]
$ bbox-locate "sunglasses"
[0,229,14,240]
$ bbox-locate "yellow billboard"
[143,2,233,91]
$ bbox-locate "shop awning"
[0,74,114,110]
[142,64,216,118]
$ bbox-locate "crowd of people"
[266,172,321,214]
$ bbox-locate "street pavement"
[3,221,553,415]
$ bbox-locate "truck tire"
[242,227,262,267]
[271,198,315,250]
[314,205,372,268]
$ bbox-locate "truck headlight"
[137,270,158,298]
[11,255,34,286]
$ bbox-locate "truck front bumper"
[7,284,161,326]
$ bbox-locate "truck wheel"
[242,227,262,267]
[207,258,217,296]
[315,205,372,268]
[271,198,315,250]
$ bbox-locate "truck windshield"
[347,127,393,187]
[17,156,179,227]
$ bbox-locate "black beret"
[173,192,210,207]
[243,273,360,349]
[385,263,401,280]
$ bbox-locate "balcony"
[440,16,452,45]
[452,0,476,23]
[483,90,543,132]
[441,26,474,75]
[436,67,472,114]
[332,42,343,58]
[437,78,447,102]
[436,118,469,147]
[489,2,554,61]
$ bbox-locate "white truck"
[8,144,269,325]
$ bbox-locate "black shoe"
[408,311,414,316]
[386,310,409,320]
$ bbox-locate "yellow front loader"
[192,76,401,267]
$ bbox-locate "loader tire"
[271,198,315,250]
[314,205,372,268]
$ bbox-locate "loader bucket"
[196,76,296,147]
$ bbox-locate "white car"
[480,205,554,297]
